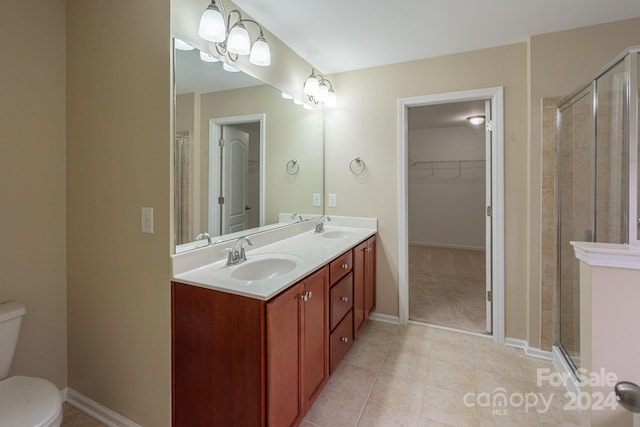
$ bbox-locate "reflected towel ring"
[286,159,300,175]
[349,157,366,176]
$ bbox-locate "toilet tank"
[0,302,26,380]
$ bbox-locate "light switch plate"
[328,193,337,208]
[312,193,321,207]
[141,207,154,233]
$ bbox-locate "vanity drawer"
[330,310,353,375]
[330,273,353,331]
[329,251,353,285]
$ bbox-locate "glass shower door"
[558,85,595,373]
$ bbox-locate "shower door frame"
[397,87,505,344]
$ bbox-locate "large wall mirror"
[174,42,324,253]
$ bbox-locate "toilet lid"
[0,376,62,427]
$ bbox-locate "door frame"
[397,87,505,344]
[209,114,266,236]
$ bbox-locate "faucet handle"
[221,247,235,265]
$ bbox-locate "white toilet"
[0,302,63,427]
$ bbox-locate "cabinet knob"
[341,296,349,302]
[307,291,313,299]
[341,263,348,269]
[340,337,349,343]
[300,291,313,302]
[365,247,372,252]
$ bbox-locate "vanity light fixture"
[199,50,219,63]
[467,115,485,125]
[198,0,271,67]
[303,68,337,107]
[281,92,294,100]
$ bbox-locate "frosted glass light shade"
[227,23,251,55]
[199,50,219,62]
[316,82,329,102]
[249,36,271,66]
[325,90,337,107]
[282,92,294,100]
[222,62,240,72]
[304,74,319,96]
[199,3,226,42]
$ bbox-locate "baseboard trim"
[369,312,400,324]
[504,338,553,361]
[64,388,141,427]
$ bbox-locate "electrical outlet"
[312,193,321,207]
[141,207,154,233]
[328,193,337,208]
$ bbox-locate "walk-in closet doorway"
[398,88,505,343]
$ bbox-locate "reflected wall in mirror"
[174,42,324,252]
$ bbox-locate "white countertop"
[171,217,377,300]
[571,241,640,270]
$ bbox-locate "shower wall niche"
[556,48,640,374]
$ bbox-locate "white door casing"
[484,99,493,334]
[398,87,505,344]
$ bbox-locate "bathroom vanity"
[171,218,376,426]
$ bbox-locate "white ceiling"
[233,0,640,74]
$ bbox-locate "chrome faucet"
[314,215,331,233]
[222,236,254,265]
[290,213,304,223]
[195,231,212,247]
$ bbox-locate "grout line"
[353,326,398,426]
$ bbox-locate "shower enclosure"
[556,48,640,375]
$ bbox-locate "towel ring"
[286,159,300,175]
[349,157,366,176]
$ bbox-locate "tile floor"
[303,321,579,427]
[62,321,579,427]
[61,403,105,426]
[409,246,487,334]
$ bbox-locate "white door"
[484,99,493,334]
[222,126,249,234]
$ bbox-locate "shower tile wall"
[540,97,562,351]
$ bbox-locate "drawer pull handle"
[341,296,349,302]
[340,337,349,343]
[341,263,348,269]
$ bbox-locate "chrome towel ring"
[286,159,300,175]
[349,157,366,176]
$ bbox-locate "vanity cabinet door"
[266,266,328,426]
[267,282,303,427]
[301,267,329,412]
[353,235,376,338]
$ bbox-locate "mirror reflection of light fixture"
[467,115,485,125]
[198,0,271,67]
[199,50,219,63]
[303,68,337,107]
[175,39,195,51]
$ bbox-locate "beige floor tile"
[426,359,476,393]
[304,389,362,427]
[392,333,432,358]
[358,400,421,427]
[368,320,400,333]
[328,362,379,396]
[368,372,425,415]
[61,403,105,427]
[429,340,474,366]
[475,369,531,396]
[478,406,540,426]
[420,385,479,427]
[381,348,430,380]
[357,324,397,350]
[343,339,389,371]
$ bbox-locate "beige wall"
[66,1,171,425]
[326,43,530,339]
[0,0,68,388]
[528,18,640,348]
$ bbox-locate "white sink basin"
[230,255,299,281]
[320,230,358,239]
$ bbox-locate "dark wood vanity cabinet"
[171,266,328,427]
[353,235,376,338]
[171,234,376,426]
